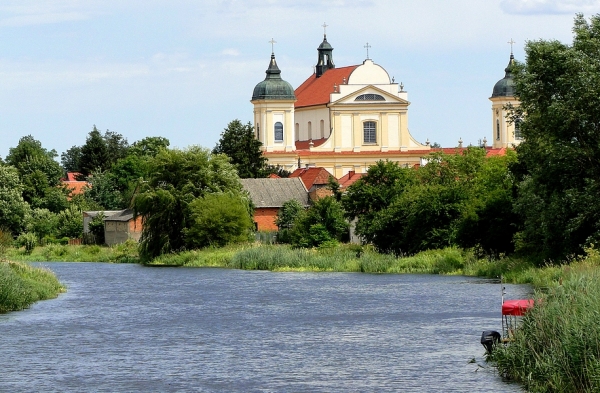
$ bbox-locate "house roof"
[63,181,88,197]
[338,171,366,189]
[104,209,135,222]
[295,138,328,150]
[294,65,358,108]
[240,178,309,208]
[289,167,331,189]
[65,172,83,181]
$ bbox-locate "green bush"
[16,233,38,254]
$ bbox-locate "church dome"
[492,54,516,98]
[252,53,296,100]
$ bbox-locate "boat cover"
[502,299,534,316]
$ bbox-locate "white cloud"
[501,0,600,15]
[221,48,240,56]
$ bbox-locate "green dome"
[492,54,516,98]
[318,36,333,50]
[252,54,296,100]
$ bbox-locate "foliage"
[16,232,38,253]
[5,135,66,212]
[264,165,291,178]
[79,126,110,177]
[5,241,139,263]
[343,150,518,256]
[61,145,82,172]
[275,199,304,230]
[133,146,242,260]
[0,228,13,258]
[290,196,348,248]
[510,14,600,261]
[184,193,254,248]
[83,170,124,210]
[129,136,170,157]
[212,119,268,178]
[88,212,106,245]
[0,165,30,235]
[24,208,59,240]
[55,207,83,239]
[492,259,600,392]
[0,261,64,313]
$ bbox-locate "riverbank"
[5,240,140,264]
[489,251,600,392]
[0,260,65,313]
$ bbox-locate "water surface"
[0,263,529,392]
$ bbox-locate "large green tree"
[5,135,67,212]
[0,165,30,235]
[511,14,600,260]
[212,120,267,178]
[79,126,110,177]
[133,146,243,260]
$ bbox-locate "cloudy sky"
[0,0,598,159]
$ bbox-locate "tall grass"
[490,256,600,392]
[5,240,140,263]
[0,261,65,313]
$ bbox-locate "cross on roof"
[364,42,371,59]
[269,38,277,53]
[508,38,516,54]
[322,22,328,36]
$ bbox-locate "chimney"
[348,170,355,178]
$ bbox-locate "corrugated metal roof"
[103,209,134,222]
[240,178,309,208]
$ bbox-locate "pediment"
[331,85,409,106]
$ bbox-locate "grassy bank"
[489,252,600,392]
[0,261,65,313]
[5,240,140,263]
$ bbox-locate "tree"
[0,165,30,235]
[133,146,243,260]
[5,135,67,211]
[184,193,253,248]
[79,126,110,177]
[129,136,170,157]
[290,196,348,248]
[103,130,129,165]
[510,14,600,260]
[212,120,267,178]
[61,145,82,172]
[82,170,124,210]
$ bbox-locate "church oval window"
[274,122,284,141]
[355,94,385,101]
[496,119,500,140]
[363,121,377,144]
[515,118,523,139]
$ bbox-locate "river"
[0,263,529,392]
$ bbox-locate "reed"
[5,240,140,263]
[491,260,600,392]
[0,261,65,313]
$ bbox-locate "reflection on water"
[0,263,529,392]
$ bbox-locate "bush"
[16,233,38,254]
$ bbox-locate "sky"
[1,0,599,160]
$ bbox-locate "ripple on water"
[0,264,529,392]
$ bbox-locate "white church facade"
[251,33,519,177]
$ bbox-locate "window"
[496,119,500,140]
[515,118,522,139]
[320,120,325,138]
[355,94,385,101]
[274,122,283,141]
[256,124,260,139]
[308,121,312,138]
[295,123,299,140]
[363,121,376,144]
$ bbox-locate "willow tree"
[511,14,600,261]
[133,146,246,260]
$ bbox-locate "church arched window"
[355,94,385,101]
[496,119,500,140]
[515,118,522,139]
[256,124,260,139]
[363,121,377,144]
[274,122,283,141]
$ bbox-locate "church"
[251,31,519,177]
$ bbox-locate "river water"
[0,263,529,392]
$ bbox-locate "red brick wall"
[254,208,279,231]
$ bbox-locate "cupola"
[252,53,296,100]
[491,54,516,98]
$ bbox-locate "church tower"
[251,46,296,152]
[315,28,335,77]
[490,45,522,148]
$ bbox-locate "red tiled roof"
[62,181,88,199]
[486,147,507,157]
[294,66,359,108]
[267,173,281,179]
[337,170,366,189]
[64,172,83,181]
[295,138,328,150]
[430,147,508,157]
[290,167,332,189]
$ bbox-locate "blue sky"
[0,0,598,160]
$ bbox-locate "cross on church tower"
[269,38,277,54]
[508,38,516,54]
[364,42,371,59]
[322,22,328,36]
